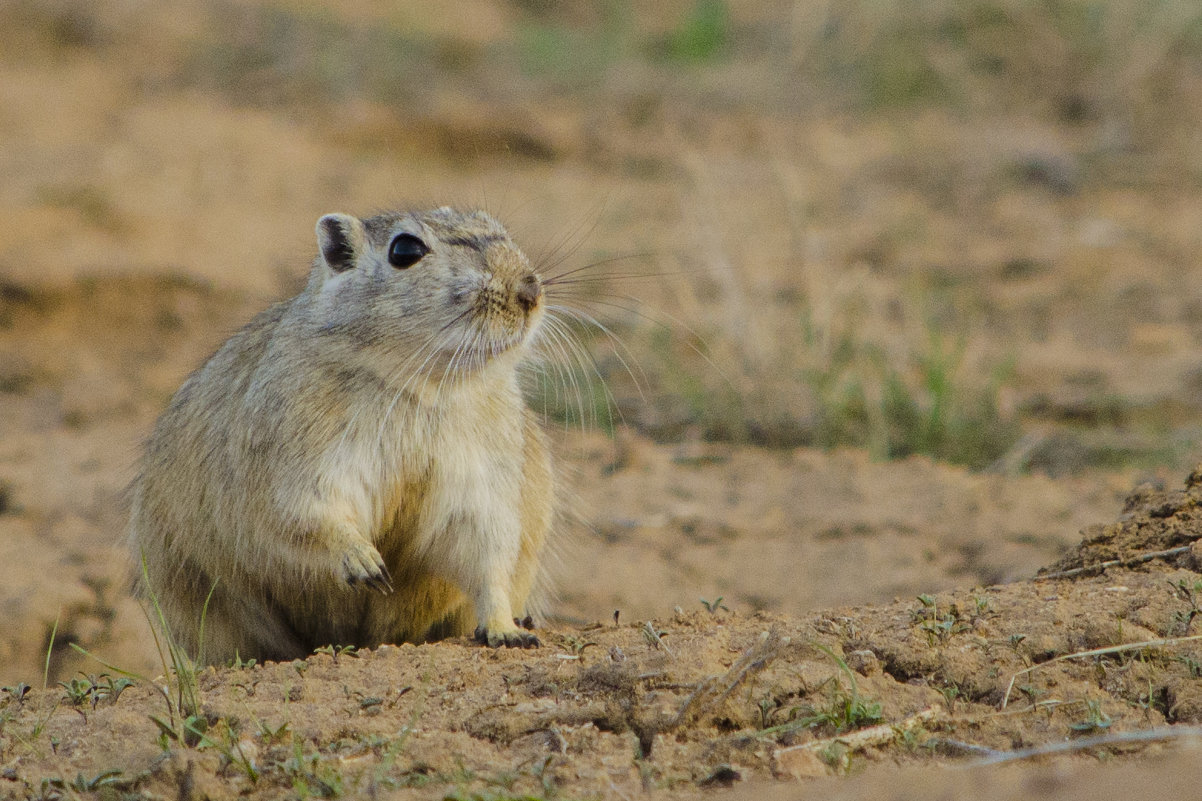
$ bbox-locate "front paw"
[474,625,540,649]
[340,541,393,594]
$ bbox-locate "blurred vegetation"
[657,0,731,63]
[799,325,1018,469]
[583,284,1024,470]
[163,0,1202,136]
[6,0,1201,131]
[7,0,1202,471]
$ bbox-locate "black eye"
[388,234,429,269]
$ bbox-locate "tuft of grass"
[41,769,126,795]
[58,673,133,709]
[140,570,206,747]
[912,595,970,645]
[1069,698,1113,733]
[759,644,883,740]
[69,555,215,751]
[1171,578,1202,634]
[1,682,30,705]
[805,645,884,734]
[313,644,359,664]
[42,611,59,690]
[187,717,260,784]
[285,736,346,799]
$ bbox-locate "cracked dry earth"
[4,472,1202,799]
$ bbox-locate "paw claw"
[340,543,392,594]
[475,626,540,649]
[365,568,394,595]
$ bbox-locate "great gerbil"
[128,207,554,664]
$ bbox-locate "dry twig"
[970,725,1202,766]
[774,707,941,756]
[672,631,784,728]
[1036,545,1193,581]
[1001,634,1202,708]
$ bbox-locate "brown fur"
[128,207,553,664]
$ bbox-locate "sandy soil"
[4,1,1202,798]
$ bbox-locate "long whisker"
[436,324,471,399]
[367,299,486,444]
[535,316,598,434]
[541,253,652,283]
[529,202,607,277]
[546,303,648,401]
[335,330,435,452]
[374,330,452,442]
[557,292,731,386]
[541,271,684,287]
[529,320,581,431]
[539,309,627,431]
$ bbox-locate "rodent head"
[308,207,544,381]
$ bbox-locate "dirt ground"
[5,1,1202,799]
[6,469,1202,799]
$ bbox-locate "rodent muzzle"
[516,274,542,312]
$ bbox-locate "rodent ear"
[316,213,366,273]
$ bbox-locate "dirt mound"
[1043,468,1202,578]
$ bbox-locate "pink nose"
[516,274,542,311]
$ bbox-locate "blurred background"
[3,0,1202,681]
[5,0,1202,469]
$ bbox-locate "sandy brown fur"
[128,207,554,663]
